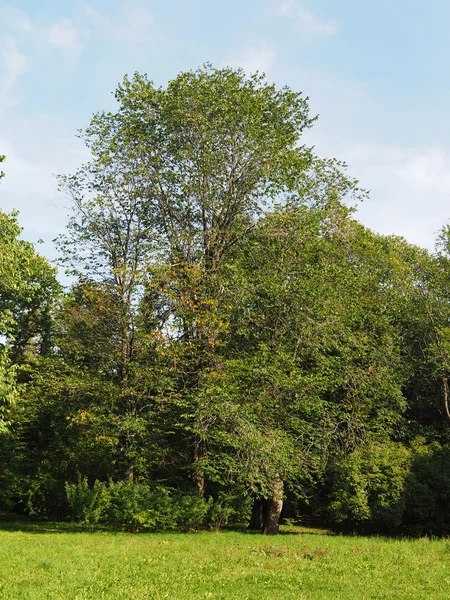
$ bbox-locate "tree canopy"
[1,67,450,535]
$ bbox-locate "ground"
[0,522,448,599]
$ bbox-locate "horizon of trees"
[1,67,450,535]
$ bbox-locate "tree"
[0,158,61,514]
[93,65,316,265]
[207,200,413,532]
[57,65,319,496]
[407,226,450,431]
[0,157,59,427]
[55,66,378,534]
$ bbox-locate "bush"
[173,492,210,531]
[328,441,412,533]
[404,443,450,535]
[206,493,252,531]
[65,478,108,525]
[65,479,209,531]
[328,440,450,535]
[103,480,177,531]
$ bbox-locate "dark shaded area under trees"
[1,68,450,535]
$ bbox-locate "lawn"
[0,522,449,599]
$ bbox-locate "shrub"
[103,480,176,531]
[328,441,412,533]
[404,443,450,535]
[173,492,210,531]
[65,478,109,525]
[206,493,252,531]
[328,440,450,535]
[65,479,210,531]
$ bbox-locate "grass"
[0,522,449,599]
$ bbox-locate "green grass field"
[0,523,449,599]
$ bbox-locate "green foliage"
[0,210,60,361]
[403,443,450,535]
[329,440,450,535]
[3,67,450,536]
[174,492,210,531]
[0,352,17,435]
[65,479,210,531]
[88,65,317,264]
[329,441,411,533]
[206,492,252,530]
[65,478,108,525]
[0,162,60,471]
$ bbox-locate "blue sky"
[1,0,450,270]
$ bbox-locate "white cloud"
[3,8,83,56]
[276,1,339,36]
[226,42,277,75]
[44,19,82,55]
[0,35,29,97]
[1,7,32,32]
[280,66,448,250]
[0,114,88,269]
[279,65,449,250]
[397,148,450,195]
[338,143,450,250]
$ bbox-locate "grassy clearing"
[0,523,449,599]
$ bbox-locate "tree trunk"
[249,498,264,531]
[443,376,450,420]
[192,468,205,497]
[192,434,205,496]
[126,464,135,483]
[263,479,284,535]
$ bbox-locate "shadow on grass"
[239,525,332,537]
[0,518,123,534]
[0,518,335,536]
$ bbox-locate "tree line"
[1,67,450,535]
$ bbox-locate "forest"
[1,65,450,536]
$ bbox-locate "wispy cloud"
[1,7,32,32]
[397,148,450,195]
[80,0,110,27]
[81,0,155,44]
[0,35,29,96]
[117,0,155,42]
[276,1,339,36]
[226,41,277,75]
[3,8,83,56]
[339,143,450,250]
[0,113,88,258]
[44,19,82,55]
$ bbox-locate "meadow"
[0,523,449,599]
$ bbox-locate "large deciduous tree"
[56,65,326,498]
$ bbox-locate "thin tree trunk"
[263,479,284,535]
[443,376,450,420]
[192,434,205,496]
